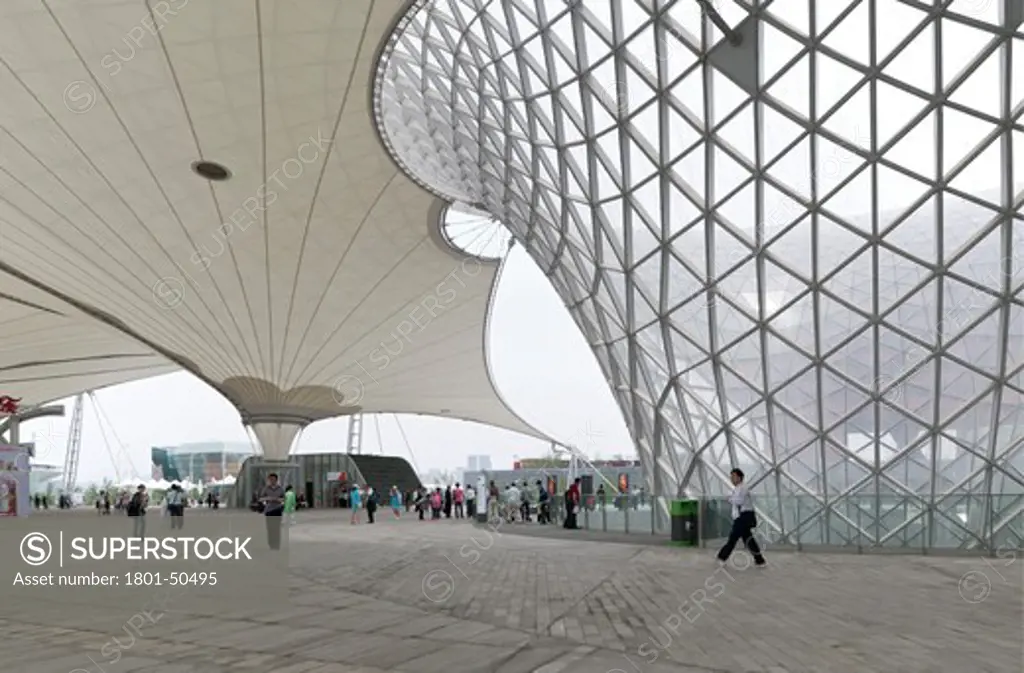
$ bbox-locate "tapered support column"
[246,419,306,460]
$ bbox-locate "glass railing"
[480,493,1024,552]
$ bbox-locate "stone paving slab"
[5,510,1022,673]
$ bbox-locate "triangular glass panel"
[939,15,997,91]
[720,329,764,390]
[876,163,934,229]
[715,178,756,237]
[666,100,702,162]
[879,194,939,267]
[820,241,874,302]
[887,353,936,421]
[820,164,873,233]
[946,217,1005,289]
[667,218,707,280]
[711,144,753,204]
[717,100,757,166]
[774,366,821,429]
[765,331,814,392]
[671,141,707,206]
[627,135,661,189]
[948,41,1002,120]
[816,212,872,277]
[710,67,752,126]
[882,106,935,181]
[941,104,999,177]
[815,50,866,119]
[760,19,805,86]
[820,0,870,67]
[767,291,816,354]
[820,81,872,150]
[713,292,759,346]
[819,293,872,360]
[816,132,870,199]
[937,357,996,423]
[949,133,1003,196]
[818,365,870,430]
[760,102,806,167]
[941,274,1001,341]
[765,52,810,120]
[879,19,934,97]
[632,281,660,331]
[668,295,712,346]
[875,79,932,151]
[946,307,1004,378]
[996,387,1024,453]
[766,135,811,201]
[765,212,812,279]
[668,65,705,129]
[874,0,931,64]
[881,277,938,344]
[1007,302,1024,375]
[712,220,757,279]
[719,363,766,419]
[665,246,705,308]
[667,323,710,373]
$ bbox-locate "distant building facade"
[466,455,492,471]
[151,441,254,483]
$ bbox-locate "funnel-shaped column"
[247,420,305,460]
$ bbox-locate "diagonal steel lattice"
[373,0,1024,550]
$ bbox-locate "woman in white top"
[716,469,766,566]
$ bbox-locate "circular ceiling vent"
[191,160,231,181]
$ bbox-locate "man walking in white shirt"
[716,469,766,566]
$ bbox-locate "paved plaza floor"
[7,510,1021,673]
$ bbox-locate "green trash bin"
[670,499,699,547]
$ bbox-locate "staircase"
[347,455,422,499]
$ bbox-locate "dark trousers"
[467,500,476,518]
[367,506,376,524]
[538,502,550,524]
[168,504,184,529]
[563,503,578,529]
[454,502,464,518]
[265,507,283,550]
[418,505,425,520]
[520,502,531,521]
[717,512,765,564]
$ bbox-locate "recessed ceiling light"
[191,160,231,181]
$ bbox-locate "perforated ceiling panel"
[374,0,1024,549]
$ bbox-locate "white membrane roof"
[0,0,543,439]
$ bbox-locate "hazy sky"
[23,246,632,484]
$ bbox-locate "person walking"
[350,485,362,524]
[127,484,148,538]
[716,468,766,567]
[258,473,286,550]
[165,483,184,529]
[284,485,297,525]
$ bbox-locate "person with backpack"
[716,468,766,567]
[127,485,148,538]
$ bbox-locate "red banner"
[0,396,20,415]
